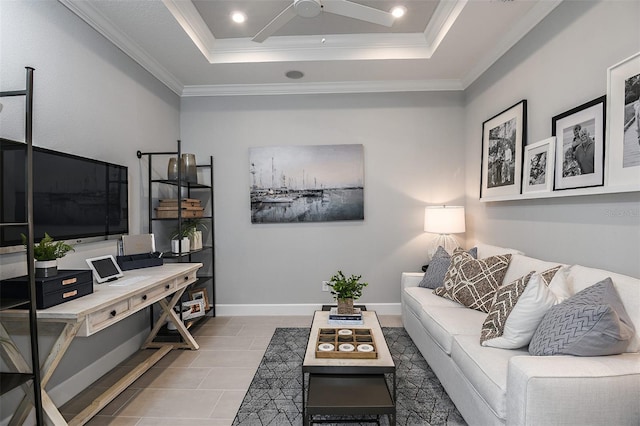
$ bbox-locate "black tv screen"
[1,138,129,247]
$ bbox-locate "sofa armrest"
[507,354,640,426]
[401,272,424,290]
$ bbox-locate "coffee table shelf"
[307,374,394,415]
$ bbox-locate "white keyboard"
[108,275,150,287]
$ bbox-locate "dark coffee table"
[302,310,396,425]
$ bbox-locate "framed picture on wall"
[522,137,555,194]
[606,52,640,189]
[552,96,606,190]
[480,100,527,199]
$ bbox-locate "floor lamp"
[424,205,466,260]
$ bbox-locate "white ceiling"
[58,0,562,96]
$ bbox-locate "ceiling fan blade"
[252,4,297,43]
[321,0,394,27]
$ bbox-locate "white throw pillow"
[547,266,572,300]
[482,272,562,349]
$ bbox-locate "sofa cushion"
[501,254,564,288]
[475,242,524,258]
[451,335,528,420]
[419,306,486,354]
[529,278,636,356]
[418,246,477,289]
[434,249,512,312]
[481,271,563,349]
[403,287,466,315]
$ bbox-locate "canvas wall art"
[249,144,364,224]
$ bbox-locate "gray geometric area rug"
[232,327,466,426]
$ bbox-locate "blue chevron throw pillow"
[529,277,635,356]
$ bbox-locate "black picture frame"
[480,100,527,199]
[552,96,606,190]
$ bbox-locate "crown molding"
[423,0,468,57]
[461,0,563,89]
[181,79,464,97]
[211,33,433,64]
[162,0,216,62]
[58,0,184,95]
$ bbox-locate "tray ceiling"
[58,0,562,96]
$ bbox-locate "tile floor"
[61,314,402,425]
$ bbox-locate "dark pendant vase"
[181,153,197,183]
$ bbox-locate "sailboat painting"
[249,144,364,224]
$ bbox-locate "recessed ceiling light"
[285,70,304,80]
[231,11,246,23]
[391,6,407,18]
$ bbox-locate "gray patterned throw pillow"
[418,246,478,289]
[528,277,635,356]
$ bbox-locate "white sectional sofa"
[401,243,640,426]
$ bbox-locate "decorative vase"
[337,298,354,315]
[167,157,178,181]
[35,260,58,278]
[181,153,197,183]
[171,237,190,254]
[189,230,203,251]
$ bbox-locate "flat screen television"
[1,138,129,248]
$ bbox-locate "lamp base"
[427,234,460,261]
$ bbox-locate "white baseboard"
[215,303,401,316]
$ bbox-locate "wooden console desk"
[0,263,203,426]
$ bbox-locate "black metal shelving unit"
[0,67,44,425]
[137,140,215,339]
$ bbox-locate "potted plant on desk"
[327,271,368,314]
[22,233,74,278]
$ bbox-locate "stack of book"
[155,198,204,218]
[327,307,364,325]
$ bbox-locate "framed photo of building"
[606,52,640,189]
[480,100,527,199]
[552,96,606,190]
[523,137,555,194]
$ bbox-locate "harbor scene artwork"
[249,144,364,223]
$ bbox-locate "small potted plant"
[170,220,207,254]
[184,219,207,251]
[327,270,368,314]
[22,232,74,278]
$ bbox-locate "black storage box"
[116,253,163,271]
[0,269,93,309]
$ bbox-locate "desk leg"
[141,288,199,350]
[2,321,80,426]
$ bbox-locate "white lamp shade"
[424,206,465,234]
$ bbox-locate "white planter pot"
[35,260,58,278]
[171,237,190,254]
[189,230,203,251]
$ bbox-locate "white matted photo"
[552,96,606,190]
[523,137,555,194]
[607,51,640,189]
[182,299,205,320]
[480,100,527,199]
